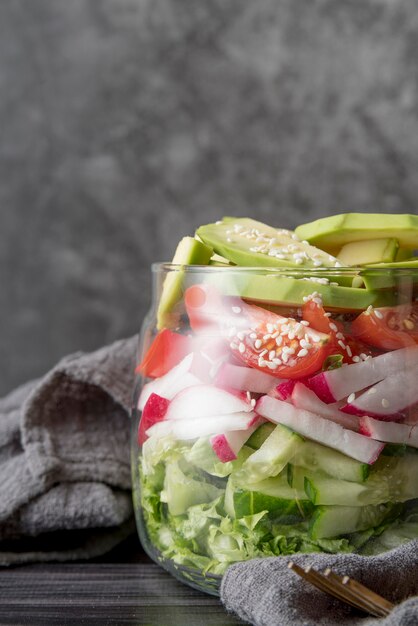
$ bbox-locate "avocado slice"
[360,257,418,290]
[295,213,418,252]
[204,271,393,310]
[337,238,399,266]
[197,217,345,271]
[157,236,213,329]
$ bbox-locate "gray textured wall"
[2,0,418,395]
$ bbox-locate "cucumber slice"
[303,454,418,507]
[225,474,313,520]
[237,424,303,484]
[310,502,398,539]
[246,422,276,450]
[291,440,370,483]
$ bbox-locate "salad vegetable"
[133,213,418,582]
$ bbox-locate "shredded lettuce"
[138,436,418,575]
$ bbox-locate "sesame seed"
[230,342,238,350]
[336,332,345,340]
[255,339,262,349]
[295,258,303,265]
[271,331,280,339]
[374,310,384,319]
[276,336,283,346]
[352,356,361,362]
[227,238,233,243]
[276,254,285,259]
[338,340,346,350]
[324,312,332,317]
[313,298,323,305]
[259,349,268,357]
[297,348,308,357]
[250,333,257,339]
[300,320,310,326]
[288,331,295,340]
[267,323,275,333]
[346,345,352,357]
[266,362,279,370]
[329,323,338,332]
[310,334,321,342]
[313,260,322,267]
[360,353,368,361]
[272,358,282,364]
[300,339,312,349]
[404,319,414,330]
[215,220,222,224]
[347,393,355,403]
[232,306,241,314]
[251,398,256,407]
[368,387,377,394]
[282,353,289,363]
[238,342,245,354]
[258,359,267,367]
[263,334,271,341]
[269,350,276,360]
[382,398,390,408]
[246,391,251,401]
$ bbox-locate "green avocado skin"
[295,213,418,251]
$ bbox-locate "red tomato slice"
[136,329,192,378]
[227,301,332,379]
[351,305,418,350]
[302,300,373,363]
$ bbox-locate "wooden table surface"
[0,535,247,626]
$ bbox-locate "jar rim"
[152,262,418,275]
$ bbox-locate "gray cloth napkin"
[0,336,137,565]
[221,541,418,625]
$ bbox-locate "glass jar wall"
[131,264,418,595]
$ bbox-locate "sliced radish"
[341,365,418,420]
[214,362,279,394]
[138,353,201,410]
[166,384,252,420]
[210,418,263,462]
[138,393,169,445]
[256,395,384,464]
[359,416,418,448]
[146,411,257,440]
[306,346,418,403]
[271,379,297,400]
[291,382,359,431]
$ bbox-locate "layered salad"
[133,214,418,577]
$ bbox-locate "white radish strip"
[138,353,202,410]
[307,346,418,403]
[359,416,418,448]
[210,418,263,462]
[146,411,257,440]
[291,382,359,431]
[166,384,252,420]
[341,364,418,419]
[256,395,383,464]
[214,362,279,394]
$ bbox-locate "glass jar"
[131,264,418,595]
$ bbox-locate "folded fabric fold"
[0,336,137,565]
[221,541,418,626]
